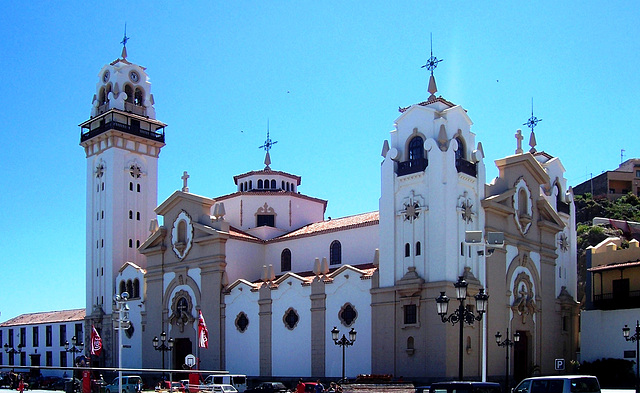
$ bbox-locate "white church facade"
[3,43,578,383]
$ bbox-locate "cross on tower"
[120,24,130,59]
[523,98,542,132]
[181,171,189,193]
[258,128,278,153]
[421,33,443,75]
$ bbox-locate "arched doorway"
[173,338,193,371]
[513,331,529,384]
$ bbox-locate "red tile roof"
[272,211,379,242]
[0,309,85,327]
[399,96,456,113]
[588,260,640,272]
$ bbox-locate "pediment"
[155,190,214,217]
[536,199,565,232]
[226,278,259,293]
[482,188,516,216]
[139,227,167,255]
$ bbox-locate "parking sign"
[555,358,565,371]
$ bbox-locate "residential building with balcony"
[581,236,640,369]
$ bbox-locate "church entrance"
[513,331,529,384]
[173,338,193,370]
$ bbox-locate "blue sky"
[1,1,638,322]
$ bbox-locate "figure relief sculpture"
[511,272,537,323]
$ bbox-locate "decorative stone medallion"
[558,233,569,252]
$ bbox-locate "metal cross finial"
[523,97,542,131]
[258,122,278,153]
[421,33,443,75]
[121,23,129,48]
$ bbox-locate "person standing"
[17,377,24,393]
[314,380,324,393]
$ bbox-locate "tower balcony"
[396,158,428,176]
[80,109,165,144]
[455,157,477,177]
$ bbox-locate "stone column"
[259,285,273,376]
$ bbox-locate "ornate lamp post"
[114,292,131,393]
[623,321,640,393]
[436,276,489,381]
[495,329,520,392]
[153,331,174,378]
[3,342,23,367]
[331,326,357,382]
[65,336,84,390]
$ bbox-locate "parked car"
[297,382,319,393]
[244,382,288,393]
[211,385,238,393]
[415,386,430,393]
[513,376,601,393]
[156,381,187,393]
[429,381,502,393]
[105,376,143,393]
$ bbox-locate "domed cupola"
[91,44,156,119]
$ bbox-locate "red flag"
[198,311,209,349]
[90,325,102,356]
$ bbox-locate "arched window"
[271,180,277,189]
[137,184,141,192]
[455,137,465,160]
[258,179,263,189]
[134,88,144,106]
[519,189,528,216]
[281,248,292,272]
[405,243,411,257]
[249,180,252,190]
[330,240,342,265]
[99,87,107,104]
[133,279,140,298]
[415,241,421,256]
[129,182,133,191]
[136,212,140,221]
[555,183,562,206]
[126,280,133,296]
[129,210,133,219]
[128,239,133,248]
[408,136,424,161]
[125,85,134,103]
[178,221,187,244]
[264,179,270,188]
[281,181,285,190]
[119,281,126,296]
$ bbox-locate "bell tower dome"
[80,39,166,366]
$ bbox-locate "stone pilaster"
[259,286,273,376]
[310,279,326,377]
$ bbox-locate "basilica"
[77,44,579,382]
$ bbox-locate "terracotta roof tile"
[0,309,85,327]
[399,96,456,113]
[251,262,377,288]
[271,211,379,242]
[588,259,640,272]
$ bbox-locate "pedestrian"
[17,377,24,393]
[296,379,305,393]
[314,380,324,393]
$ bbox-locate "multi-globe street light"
[152,331,174,378]
[495,329,520,392]
[435,276,489,381]
[114,292,131,393]
[331,326,357,382]
[623,321,640,393]
[65,336,84,391]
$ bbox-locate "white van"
[203,375,247,393]
[513,376,600,393]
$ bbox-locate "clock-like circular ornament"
[129,70,140,83]
[102,70,110,83]
[171,210,193,260]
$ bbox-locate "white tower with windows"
[80,44,166,365]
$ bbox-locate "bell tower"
[80,39,166,364]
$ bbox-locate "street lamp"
[153,331,174,378]
[495,329,520,392]
[65,336,84,391]
[436,276,489,381]
[3,342,23,367]
[331,326,357,382]
[623,321,640,393]
[114,292,131,393]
